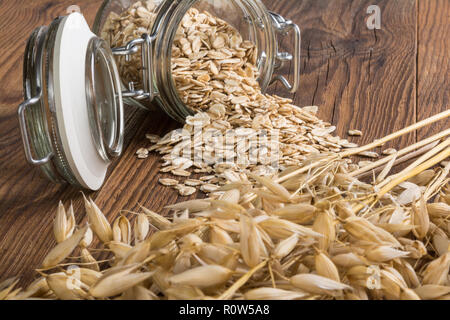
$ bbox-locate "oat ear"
[41,225,88,269]
[85,199,113,244]
[53,201,67,243]
[135,213,150,243]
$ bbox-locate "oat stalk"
[351,128,450,177]
[340,110,450,158]
[377,139,450,189]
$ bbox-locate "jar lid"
[19,13,124,190]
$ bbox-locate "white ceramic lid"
[53,13,109,190]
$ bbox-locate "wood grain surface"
[0,0,448,287]
[417,0,449,140]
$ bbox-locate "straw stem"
[340,110,450,158]
[350,128,450,177]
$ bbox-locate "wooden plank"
[0,0,106,285]
[262,0,417,150]
[417,0,449,140]
[0,0,419,287]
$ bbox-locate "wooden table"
[0,0,448,287]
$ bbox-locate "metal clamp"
[112,33,157,102]
[269,12,301,93]
[18,91,53,165]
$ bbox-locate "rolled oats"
[159,178,179,187]
[103,2,356,194]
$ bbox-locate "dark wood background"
[0,0,448,287]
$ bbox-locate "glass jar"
[18,0,301,190]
